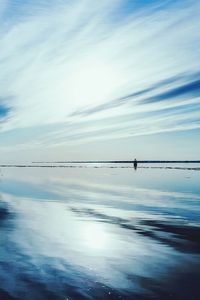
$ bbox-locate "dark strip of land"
[32,160,200,164]
[0,161,199,168]
[0,165,200,171]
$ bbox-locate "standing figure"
[133,158,137,170]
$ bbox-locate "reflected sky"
[0,167,200,299]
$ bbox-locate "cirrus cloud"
[0,0,200,155]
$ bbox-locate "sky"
[0,0,200,163]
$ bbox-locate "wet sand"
[0,167,200,299]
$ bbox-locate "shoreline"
[0,164,200,171]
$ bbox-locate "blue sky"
[0,0,200,162]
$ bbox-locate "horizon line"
[31,160,200,164]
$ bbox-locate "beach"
[0,166,200,299]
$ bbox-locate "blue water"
[0,167,200,299]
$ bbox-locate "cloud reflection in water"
[0,168,200,299]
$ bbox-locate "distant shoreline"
[0,160,200,169]
[32,160,200,164]
[0,163,200,171]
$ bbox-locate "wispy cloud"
[0,104,10,118]
[0,0,200,151]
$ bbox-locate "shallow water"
[0,167,200,300]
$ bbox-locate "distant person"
[133,158,137,170]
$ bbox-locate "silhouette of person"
[133,158,137,170]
